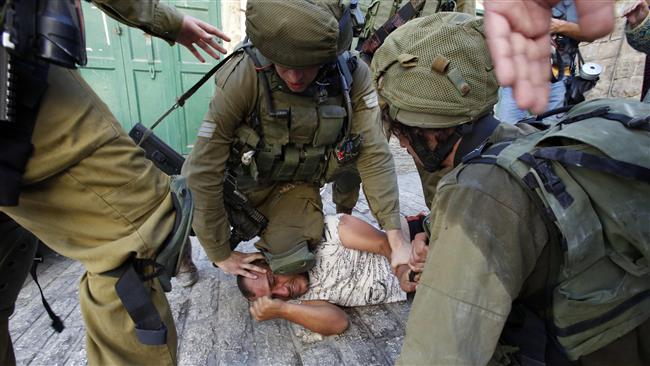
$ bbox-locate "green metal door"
[80,0,221,154]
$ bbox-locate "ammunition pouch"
[263,240,315,274]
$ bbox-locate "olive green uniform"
[183,51,401,264]
[0,1,185,364]
[398,123,650,365]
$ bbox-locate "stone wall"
[580,2,647,100]
[220,0,247,54]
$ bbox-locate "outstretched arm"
[92,0,230,62]
[338,214,392,258]
[249,297,349,336]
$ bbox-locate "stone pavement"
[9,171,428,366]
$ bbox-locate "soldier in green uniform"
[0,1,229,364]
[183,0,409,278]
[333,0,476,211]
[371,12,650,366]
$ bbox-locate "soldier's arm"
[348,60,408,268]
[90,0,229,61]
[183,53,257,264]
[399,167,548,364]
[349,60,401,232]
[90,0,185,42]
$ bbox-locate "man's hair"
[236,258,268,301]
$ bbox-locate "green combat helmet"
[245,0,353,68]
[371,12,498,128]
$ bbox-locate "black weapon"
[223,170,268,249]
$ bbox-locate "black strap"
[533,147,650,184]
[29,257,64,333]
[114,260,167,345]
[360,0,426,58]
[518,153,574,209]
[241,42,288,119]
[139,49,243,145]
[453,115,501,166]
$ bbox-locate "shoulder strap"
[360,0,427,60]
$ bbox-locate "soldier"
[0,1,229,364]
[339,0,478,209]
[371,12,649,366]
[183,0,409,279]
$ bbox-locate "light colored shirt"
[297,214,406,307]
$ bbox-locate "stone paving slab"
[9,172,427,366]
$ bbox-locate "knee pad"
[263,240,315,274]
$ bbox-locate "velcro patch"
[362,91,379,109]
[197,122,217,138]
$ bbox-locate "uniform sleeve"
[398,165,549,365]
[625,12,650,55]
[349,60,401,230]
[91,0,184,43]
[182,53,257,263]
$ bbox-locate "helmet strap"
[453,114,501,166]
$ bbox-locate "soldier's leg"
[0,214,39,366]
[176,238,198,287]
[254,183,324,273]
[1,67,178,365]
[332,168,362,214]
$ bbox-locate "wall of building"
[581,2,646,100]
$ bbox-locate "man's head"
[245,0,352,70]
[237,259,309,301]
[372,13,498,172]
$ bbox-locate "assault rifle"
[129,127,267,250]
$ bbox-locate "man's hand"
[386,229,411,273]
[176,15,231,62]
[214,251,266,278]
[484,0,615,114]
[623,0,650,28]
[409,232,429,274]
[395,265,417,293]
[249,296,285,321]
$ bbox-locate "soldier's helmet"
[245,0,353,69]
[371,12,498,129]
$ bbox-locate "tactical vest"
[230,45,356,186]
[462,99,650,360]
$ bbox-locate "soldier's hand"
[214,251,266,278]
[484,0,614,114]
[409,232,429,274]
[386,229,411,273]
[176,15,231,62]
[249,296,284,321]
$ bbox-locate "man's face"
[242,263,309,301]
[274,64,320,93]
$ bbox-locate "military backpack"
[464,98,650,360]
